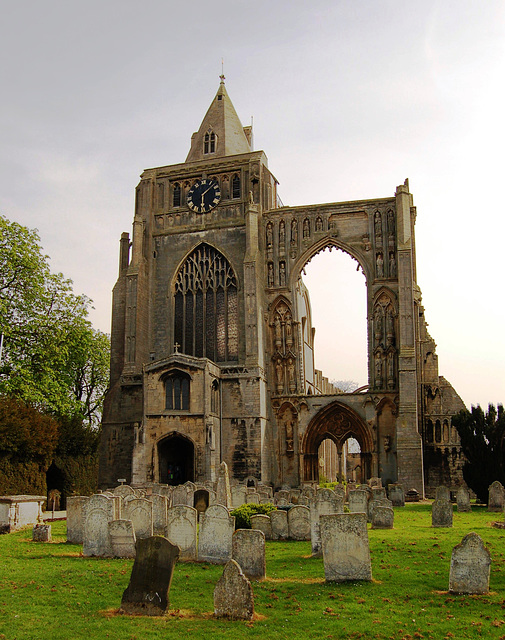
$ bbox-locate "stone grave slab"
[270,510,289,540]
[320,513,372,582]
[198,504,234,564]
[214,559,254,620]
[123,498,153,539]
[251,514,272,540]
[288,505,311,541]
[232,529,265,580]
[166,505,197,561]
[449,532,491,595]
[456,486,472,513]
[109,519,136,558]
[432,499,453,528]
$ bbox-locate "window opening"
[173,183,181,207]
[232,174,241,199]
[165,373,190,410]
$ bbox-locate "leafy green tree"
[452,404,505,502]
[0,214,109,425]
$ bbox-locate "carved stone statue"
[279,262,286,286]
[266,223,273,247]
[291,219,298,244]
[389,253,396,278]
[274,315,282,345]
[376,253,384,278]
[287,357,296,392]
[268,263,274,287]
[303,218,310,239]
[374,211,382,239]
[275,358,284,391]
[315,217,323,232]
[279,220,285,247]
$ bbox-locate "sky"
[1,0,504,409]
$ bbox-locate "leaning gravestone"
[435,485,451,502]
[251,514,272,540]
[270,510,289,540]
[388,484,405,507]
[216,461,232,508]
[432,499,453,528]
[123,498,153,540]
[289,505,311,541]
[109,519,136,558]
[121,536,179,615]
[66,496,88,544]
[320,513,372,582]
[83,494,116,557]
[371,506,394,529]
[166,505,198,561]
[488,481,504,512]
[214,559,254,620]
[311,489,343,556]
[449,532,491,594]
[456,486,472,513]
[198,504,235,564]
[232,529,266,580]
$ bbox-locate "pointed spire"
[186,76,252,163]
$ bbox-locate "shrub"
[230,502,276,529]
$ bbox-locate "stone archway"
[158,433,195,485]
[302,401,374,483]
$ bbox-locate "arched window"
[426,420,434,443]
[435,420,442,443]
[204,131,216,154]
[174,244,238,362]
[165,372,190,410]
[173,183,181,207]
[232,174,241,199]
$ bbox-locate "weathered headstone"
[368,477,382,488]
[320,513,372,582]
[456,486,472,513]
[251,514,272,540]
[109,519,136,558]
[288,505,311,541]
[270,510,289,540]
[275,489,290,504]
[66,496,88,544]
[245,492,260,504]
[198,504,235,564]
[214,559,254,620]
[216,461,232,508]
[371,487,387,501]
[232,529,266,580]
[32,523,51,542]
[488,481,504,512]
[172,484,191,507]
[369,498,393,523]
[120,536,179,615]
[289,489,301,504]
[311,489,343,556]
[371,506,394,529]
[333,485,346,501]
[123,497,153,539]
[388,484,405,507]
[449,532,491,594]
[83,494,116,557]
[435,485,451,502]
[348,489,369,516]
[152,494,169,536]
[432,499,453,528]
[166,505,197,561]
[231,485,247,508]
[113,485,135,498]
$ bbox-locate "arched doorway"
[303,402,373,483]
[158,433,194,485]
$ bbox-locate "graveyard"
[1,501,505,640]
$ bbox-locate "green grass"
[1,504,505,639]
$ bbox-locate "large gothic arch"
[302,401,373,483]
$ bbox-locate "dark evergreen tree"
[452,404,505,502]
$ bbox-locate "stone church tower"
[99,78,465,496]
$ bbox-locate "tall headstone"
[231,485,247,508]
[83,494,116,557]
[388,484,405,507]
[311,489,343,556]
[214,559,254,620]
[109,519,136,558]
[432,499,453,528]
[435,486,451,502]
[121,536,179,615]
[288,505,311,541]
[251,514,272,540]
[270,510,289,540]
[198,504,235,564]
[166,505,198,561]
[449,532,491,594]
[66,496,88,544]
[320,513,372,582]
[488,481,504,512]
[172,484,191,507]
[123,497,153,539]
[456,486,472,513]
[216,461,232,508]
[232,529,266,580]
[152,494,169,536]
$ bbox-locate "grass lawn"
[1,503,505,640]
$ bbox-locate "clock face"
[187,179,221,213]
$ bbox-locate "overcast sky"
[1,0,504,408]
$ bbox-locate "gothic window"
[232,174,241,199]
[165,372,190,410]
[435,420,442,443]
[158,182,165,209]
[173,183,181,207]
[204,131,216,154]
[426,420,434,443]
[174,244,238,362]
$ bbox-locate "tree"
[331,380,360,393]
[452,404,505,503]
[0,214,109,425]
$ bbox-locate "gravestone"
[405,488,420,502]
[113,485,135,498]
[152,494,169,536]
[348,489,369,516]
[158,485,174,504]
[388,484,405,507]
[289,505,311,541]
[369,498,393,523]
[371,487,387,501]
[488,481,504,512]
[251,514,272,540]
[311,489,343,556]
[432,499,453,528]
[231,485,247,508]
[275,489,290,504]
[302,486,316,503]
[245,492,260,504]
[289,489,301,504]
[109,519,136,558]
[214,559,254,620]
[449,532,491,595]
[32,524,51,542]
[172,484,191,507]
[270,510,289,540]
[368,477,382,488]
[198,504,235,564]
[66,496,88,544]
[83,494,116,557]
[120,536,179,615]
[456,486,472,513]
[435,486,451,502]
[333,485,346,501]
[232,529,266,580]
[320,513,372,582]
[371,506,394,529]
[216,461,232,508]
[123,498,153,539]
[166,505,198,561]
